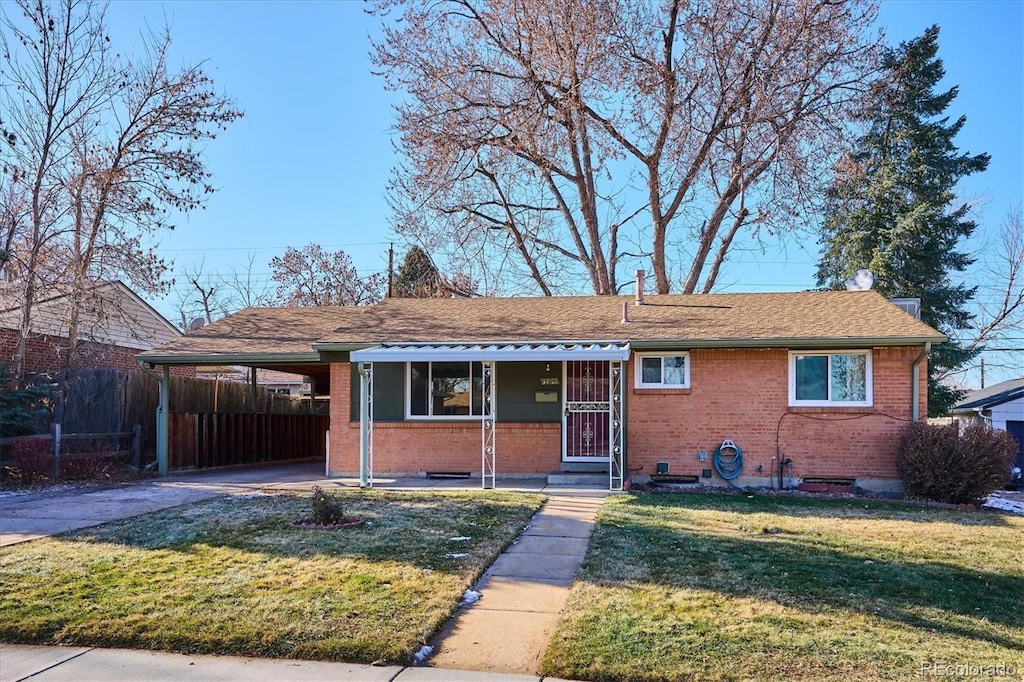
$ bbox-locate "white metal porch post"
[481,360,496,489]
[610,360,625,491]
[358,361,374,488]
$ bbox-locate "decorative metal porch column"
[358,362,374,488]
[481,360,496,489]
[610,360,625,491]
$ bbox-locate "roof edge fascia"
[319,336,945,352]
[135,352,323,366]
[631,335,947,349]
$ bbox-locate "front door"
[563,360,611,462]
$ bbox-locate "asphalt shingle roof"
[139,291,945,362]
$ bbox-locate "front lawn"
[543,492,1024,682]
[0,488,544,663]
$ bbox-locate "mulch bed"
[289,518,365,529]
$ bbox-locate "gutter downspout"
[136,360,170,476]
[911,342,931,422]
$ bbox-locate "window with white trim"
[408,361,484,418]
[789,351,872,406]
[635,353,690,388]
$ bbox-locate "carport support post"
[157,365,169,476]
[358,362,373,488]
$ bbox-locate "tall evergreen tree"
[393,246,443,298]
[816,26,990,416]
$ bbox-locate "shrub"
[62,452,123,480]
[310,485,346,524]
[11,437,52,485]
[897,422,1017,505]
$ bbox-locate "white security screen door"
[563,360,611,462]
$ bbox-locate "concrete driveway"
[0,462,329,546]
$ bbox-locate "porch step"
[547,471,608,486]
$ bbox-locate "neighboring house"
[951,377,1024,474]
[139,287,945,493]
[0,280,184,375]
[194,366,310,396]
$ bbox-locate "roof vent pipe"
[635,269,645,306]
[621,301,630,324]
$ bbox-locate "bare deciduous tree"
[270,244,384,307]
[176,253,275,330]
[950,206,1024,384]
[372,0,880,295]
[1,0,241,376]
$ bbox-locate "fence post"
[131,423,142,468]
[51,422,62,479]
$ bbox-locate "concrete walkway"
[427,493,605,675]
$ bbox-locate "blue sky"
[98,0,1022,382]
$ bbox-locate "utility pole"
[980,357,985,389]
[387,243,394,299]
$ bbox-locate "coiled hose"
[713,441,743,488]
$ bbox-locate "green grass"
[0,488,544,663]
[543,492,1024,682]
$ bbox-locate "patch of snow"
[460,589,482,606]
[448,536,472,542]
[445,552,469,559]
[413,645,434,664]
[983,496,1024,516]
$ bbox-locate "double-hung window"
[408,361,484,418]
[789,351,872,407]
[635,352,690,389]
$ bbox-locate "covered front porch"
[343,342,631,491]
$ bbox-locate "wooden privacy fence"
[167,413,329,470]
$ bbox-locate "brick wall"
[328,348,927,484]
[1,328,194,377]
[626,347,925,482]
[328,363,560,475]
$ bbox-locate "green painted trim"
[135,353,323,365]
[629,336,946,350]
[311,342,376,352]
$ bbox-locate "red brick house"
[139,289,945,493]
[1,280,184,376]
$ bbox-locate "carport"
[137,307,341,475]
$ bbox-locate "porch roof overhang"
[349,341,631,363]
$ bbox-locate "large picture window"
[635,353,690,388]
[789,351,872,406]
[408,361,484,418]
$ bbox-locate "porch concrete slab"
[505,534,589,557]
[427,608,561,675]
[8,646,401,682]
[473,575,571,613]
[0,644,90,681]
[395,667,541,681]
[521,516,595,538]
[484,551,582,583]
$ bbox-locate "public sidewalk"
[0,643,574,681]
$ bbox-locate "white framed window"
[789,350,872,407]
[407,361,484,419]
[635,352,690,388]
